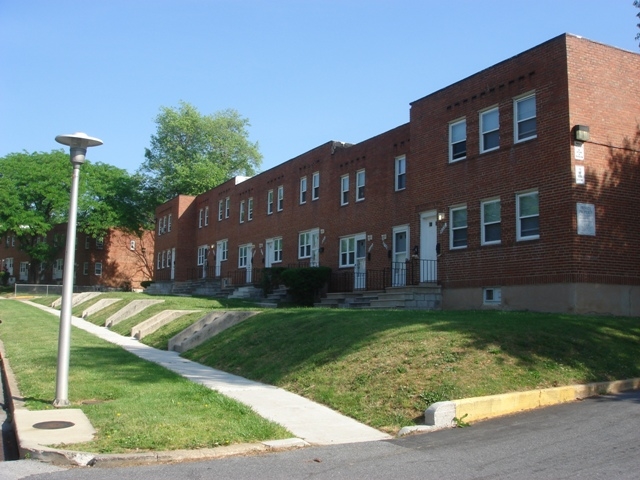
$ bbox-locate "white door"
[310,229,320,267]
[265,239,274,268]
[354,235,366,290]
[392,227,409,286]
[19,262,28,282]
[246,245,253,283]
[170,248,175,280]
[420,211,438,283]
[216,241,224,277]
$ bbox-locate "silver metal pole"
[53,153,83,407]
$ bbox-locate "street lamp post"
[53,132,103,407]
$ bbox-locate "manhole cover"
[32,421,75,430]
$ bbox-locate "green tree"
[139,101,262,202]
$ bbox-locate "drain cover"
[32,421,75,430]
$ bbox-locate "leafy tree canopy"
[139,101,262,202]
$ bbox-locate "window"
[96,237,104,249]
[312,172,320,200]
[167,249,172,268]
[198,209,203,228]
[11,236,15,247]
[481,199,501,245]
[515,93,536,142]
[158,219,162,235]
[219,240,228,261]
[83,262,89,275]
[299,232,312,259]
[85,236,90,249]
[395,155,406,191]
[247,197,253,221]
[204,206,209,226]
[197,245,207,266]
[218,200,224,221]
[267,190,274,214]
[157,253,161,270]
[163,216,167,233]
[277,185,284,211]
[339,236,356,267]
[450,206,468,249]
[356,170,365,201]
[238,244,250,268]
[300,177,307,204]
[130,240,136,251]
[449,119,467,162]
[480,107,499,152]
[167,214,172,232]
[517,191,540,240]
[483,287,502,305]
[240,200,245,223]
[95,262,103,276]
[272,237,283,263]
[341,174,349,206]
[163,250,168,268]
[225,197,230,218]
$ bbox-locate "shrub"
[140,280,154,289]
[280,267,331,306]
[261,267,288,296]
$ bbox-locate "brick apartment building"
[153,34,640,316]
[1,226,154,291]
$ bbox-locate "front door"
[265,239,274,268]
[354,235,366,290]
[310,229,320,267]
[392,226,409,286]
[215,241,224,277]
[170,248,175,280]
[420,211,438,282]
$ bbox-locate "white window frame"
[516,190,540,241]
[339,236,356,267]
[163,216,167,233]
[83,262,89,275]
[271,237,283,264]
[481,198,501,246]
[341,174,349,206]
[298,231,312,259]
[239,200,245,223]
[395,155,406,191]
[197,245,207,266]
[96,237,104,250]
[267,190,274,215]
[247,197,253,221]
[157,253,161,270]
[356,169,365,202]
[483,287,502,305]
[312,172,320,200]
[198,208,203,228]
[514,92,537,143]
[167,213,172,232]
[449,118,467,163]
[300,177,307,204]
[450,205,468,249]
[95,262,103,276]
[277,185,284,211]
[218,200,224,221]
[162,250,166,268]
[219,240,228,261]
[85,236,90,249]
[238,244,251,268]
[225,197,230,218]
[204,206,209,226]
[480,106,499,153]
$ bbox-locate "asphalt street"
[5,390,639,480]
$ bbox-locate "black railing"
[328,259,437,293]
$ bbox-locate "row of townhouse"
[1,225,154,291]
[154,34,640,316]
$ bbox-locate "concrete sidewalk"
[24,302,391,448]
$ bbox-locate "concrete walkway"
[27,302,391,446]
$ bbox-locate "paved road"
[7,390,639,480]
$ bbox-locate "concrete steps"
[82,298,122,318]
[316,285,442,310]
[131,309,201,339]
[104,299,165,328]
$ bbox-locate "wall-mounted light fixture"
[438,212,445,221]
[573,125,590,142]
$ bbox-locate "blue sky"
[1,1,638,174]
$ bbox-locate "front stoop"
[317,285,441,310]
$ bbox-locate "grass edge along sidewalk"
[0,300,292,456]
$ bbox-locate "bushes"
[280,267,331,306]
[261,267,287,296]
[140,280,154,289]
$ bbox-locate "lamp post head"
[55,132,103,165]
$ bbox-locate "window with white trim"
[517,191,540,240]
[219,240,228,261]
[225,197,230,218]
[273,237,283,263]
[197,245,207,266]
[298,232,312,259]
[277,185,284,211]
[356,169,365,201]
[247,197,253,221]
[450,205,468,249]
[341,174,349,205]
[204,206,209,226]
[312,172,320,200]
[480,107,499,153]
[198,209,203,228]
[162,250,166,268]
[267,190,274,215]
[300,177,307,204]
[218,200,224,221]
[339,236,356,267]
[163,216,167,233]
[395,155,406,191]
[515,93,537,142]
[95,262,103,276]
[157,253,161,269]
[449,119,467,162]
[85,236,90,249]
[167,249,172,268]
[239,200,245,223]
[83,262,89,275]
[238,244,251,268]
[483,287,502,305]
[167,214,172,232]
[96,237,104,249]
[481,199,501,245]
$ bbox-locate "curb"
[422,378,640,429]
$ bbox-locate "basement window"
[483,287,502,305]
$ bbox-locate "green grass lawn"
[0,300,291,453]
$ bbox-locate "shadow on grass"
[183,309,640,385]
